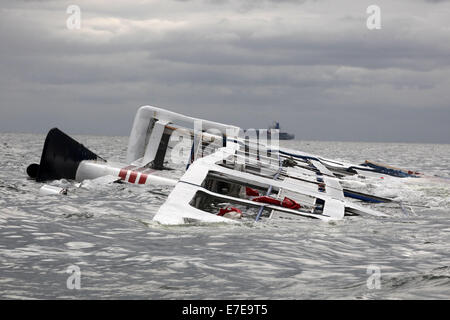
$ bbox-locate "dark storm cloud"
[0,0,449,142]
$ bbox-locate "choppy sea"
[0,133,449,299]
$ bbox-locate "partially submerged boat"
[27,106,422,225]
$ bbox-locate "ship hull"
[279,132,295,140]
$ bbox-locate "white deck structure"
[125,106,393,225]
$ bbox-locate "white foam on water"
[65,242,95,249]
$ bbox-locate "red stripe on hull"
[128,171,138,183]
[118,169,128,180]
[138,174,148,184]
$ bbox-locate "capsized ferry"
[27,106,423,225]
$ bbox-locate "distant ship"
[268,121,295,140]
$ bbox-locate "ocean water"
[0,133,449,299]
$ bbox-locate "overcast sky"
[1,0,449,142]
